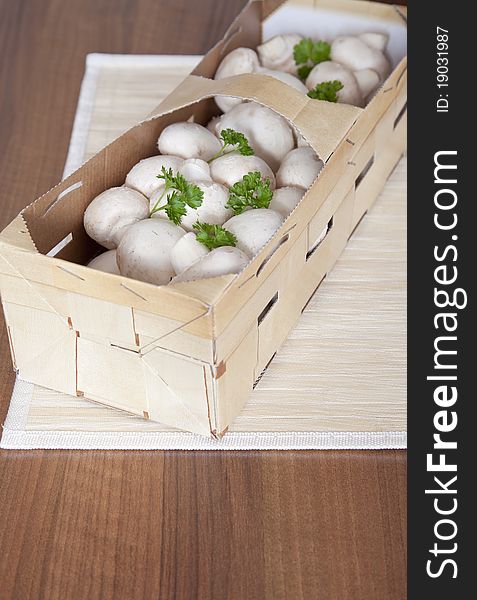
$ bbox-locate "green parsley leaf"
[220,129,254,156]
[193,222,237,250]
[293,38,315,66]
[163,191,187,225]
[156,166,174,187]
[293,38,331,80]
[149,166,204,224]
[310,40,331,65]
[297,65,313,81]
[226,171,273,215]
[307,80,344,102]
[169,171,203,210]
[208,128,254,162]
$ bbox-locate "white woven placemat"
[0,54,407,450]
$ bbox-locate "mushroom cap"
[178,158,212,182]
[117,219,186,285]
[269,186,305,217]
[215,96,244,114]
[170,232,209,275]
[217,102,294,171]
[215,47,260,79]
[209,154,276,189]
[256,67,308,94]
[125,155,184,198]
[83,186,150,250]
[257,34,303,74]
[331,35,390,81]
[172,246,250,283]
[276,147,323,190]
[214,47,260,113]
[207,115,222,133]
[87,249,120,275]
[223,208,284,257]
[149,180,233,231]
[306,61,363,106]
[157,122,222,162]
[354,68,380,99]
[183,181,233,230]
[358,32,388,52]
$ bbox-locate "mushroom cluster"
[83,28,389,285]
[214,31,390,109]
[84,102,324,284]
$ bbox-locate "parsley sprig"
[193,222,237,250]
[307,80,344,102]
[293,38,331,80]
[149,167,203,225]
[208,128,254,163]
[226,171,273,215]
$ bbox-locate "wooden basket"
[0,0,407,437]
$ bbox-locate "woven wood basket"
[0,0,407,437]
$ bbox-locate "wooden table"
[0,1,406,598]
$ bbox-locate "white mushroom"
[157,122,222,162]
[257,34,303,75]
[178,158,212,182]
[256,67,308,94]
[210,154,275,189]
[358,32,388,53]
[331,35,390,81]
[207,115,222,134]
[182,181,233,230]
[269,187,305,217]
[215,97,244,115]
[149,180,233,231]
[87,250,120,275]
[125,155,184,198]
[215,47,259,79]
[214,47,260,113]
[276,147,323,190]
[170,232,209,275]
[217,102,294,171]
[354,68,380,99]
[223,209,284,256]
[172,246,250,283]
[306,61,363,106]
[117,219,185,285]
[83,187,149,250]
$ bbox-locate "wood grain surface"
[0,1,406,599]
